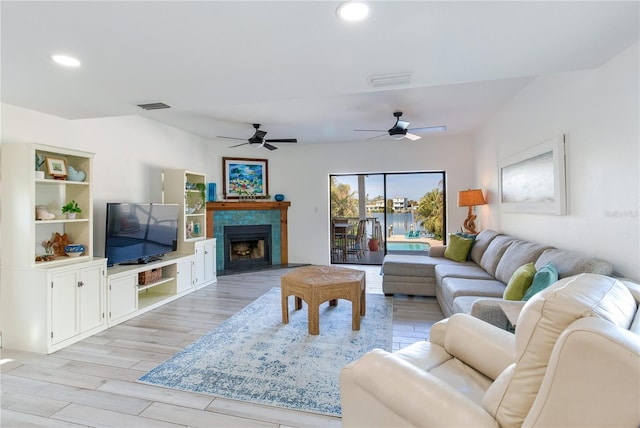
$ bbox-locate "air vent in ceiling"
[137,102,171,111]
[367,72,413,88]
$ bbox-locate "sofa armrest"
[428,245,446,257]
[341,349,499,428]
[442,314,515,379]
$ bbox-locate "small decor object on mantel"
[61,200,82,219]
[274,194,285,201]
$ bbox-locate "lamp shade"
[458,189,486,207]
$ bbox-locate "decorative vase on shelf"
[67,212,76,219]
[274,194,285,201]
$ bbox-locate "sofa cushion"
[435,263,494,284]
[470,230,500,265]
[453,295,485,314]
[440,278,506,307]
[479,235,515,277]
[494,240,552,284]
[535,248,613,278]
[522,262,558,301]
[382,254,465,277]
[503,263,536,300]
[444,234,475,262]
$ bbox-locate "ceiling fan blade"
[263,143,278,151]
[354,129,386,132]
[217,136,247,141]
[366,134,388,141]
[265,138,297,143]
[252,130,267,140]
[408,125,447,133]
[405,132,422,141]
[229,142,249,148]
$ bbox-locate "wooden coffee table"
[281,265,366,335]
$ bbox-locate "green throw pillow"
[444,234,474,262]
[522,262,559,301]
[503,262,536,300]
[455,232,477,260]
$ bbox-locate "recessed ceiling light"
[336,1,369,22]
[51,54,81,67]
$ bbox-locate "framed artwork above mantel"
[499,135,567,215]
[222,157,268,199]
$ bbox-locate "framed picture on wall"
[222,157,268,199]
[498,135,567,215]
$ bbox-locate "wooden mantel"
[206,201,291,264]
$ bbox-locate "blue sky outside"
[333,173,442,201]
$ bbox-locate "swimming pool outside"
[386,242,430,251]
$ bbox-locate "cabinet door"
[176,258,193,293]
[51,270,80,345]
[109,275,137,322]
[203,240,215,284]
[194,243,206,286]
[79,264,105,332]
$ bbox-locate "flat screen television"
[105,203,179,266]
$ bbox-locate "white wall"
[474,42,639,279]
[207,137,475,265]
[1,103,475,264]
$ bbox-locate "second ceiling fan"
[355,111,446,141]
[218,123,298,151]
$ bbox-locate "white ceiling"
[2,1,638,146]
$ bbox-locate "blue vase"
[274,194,285,201]
[207,183,217,202]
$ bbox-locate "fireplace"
[224,224,272,270]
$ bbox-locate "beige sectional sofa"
[381,229,614,327]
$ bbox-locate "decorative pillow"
[503,262,536,300]
[444,234,475,262]
[522,262,559,301]
[455,232,477,260]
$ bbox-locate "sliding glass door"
[330,171,446,265]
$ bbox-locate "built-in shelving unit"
[163,169,207,252]
[2,144,95,267]
[0,143,107,354]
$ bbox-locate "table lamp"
[458,189,486,234]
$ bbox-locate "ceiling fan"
[354,111,446,141]
[217,123,298,150]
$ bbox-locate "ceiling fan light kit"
[218,124,298,151]
[354,111,446,141]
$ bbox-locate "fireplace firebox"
[224,224,272,270]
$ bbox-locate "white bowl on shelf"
[64,244,84,257]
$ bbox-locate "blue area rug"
[138,287,392,416]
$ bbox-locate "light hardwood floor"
[1,265,443,428]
